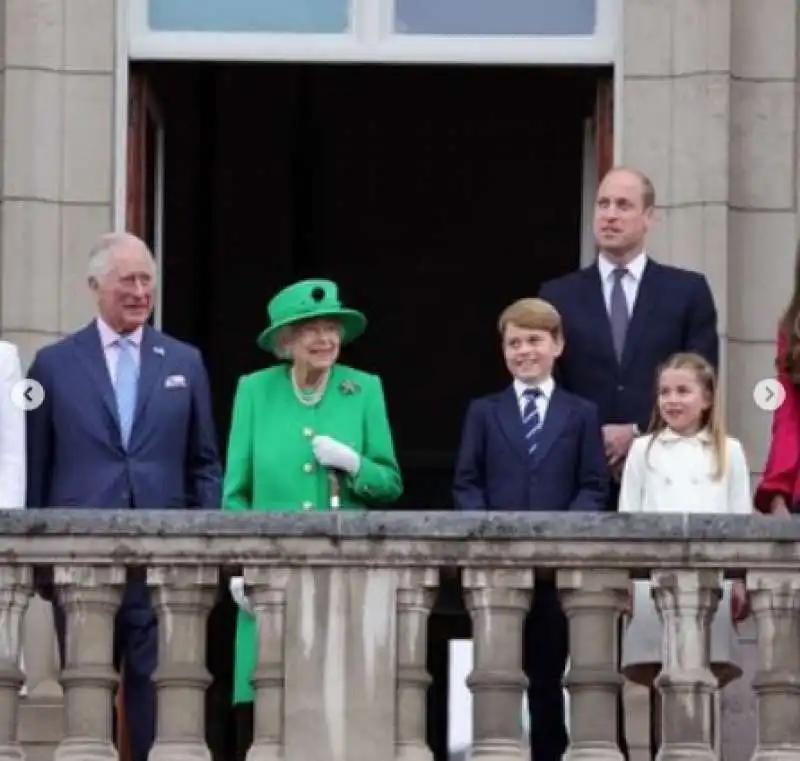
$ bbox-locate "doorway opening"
[127,60,612,761]
[132,60,609,509]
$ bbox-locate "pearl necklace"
[291,367,330,407]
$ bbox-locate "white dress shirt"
[619,429,753,515]
[96,317,143,384]
[597,251,647,316]
[0,341,25,509]
[513,376,555,422]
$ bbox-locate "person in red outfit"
[755,242,800,516]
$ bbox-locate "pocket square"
[164,374,187,389]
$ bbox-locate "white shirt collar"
[657,426,712,445]
[598,250,648,281]
[96,316,144,349]
[513,376,555,402]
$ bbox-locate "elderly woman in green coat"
[223,278,403,750]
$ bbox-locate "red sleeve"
[754,330,800,512]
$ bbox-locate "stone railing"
[0,510,796,761]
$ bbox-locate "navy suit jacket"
[26,322,222,511]
[453,386,608,512]
[538,259,719,433]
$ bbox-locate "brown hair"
[498,298,563,340]
[645,352,727,480]
[778,240,800,383]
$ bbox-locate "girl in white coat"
[619,352,751,753]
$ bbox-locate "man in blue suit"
[539,167,719,490]
[26,232,222,761]
[453,297,608,761]
[538,167,719,759]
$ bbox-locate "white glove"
[229,576,253,616]
[311,435,361,475]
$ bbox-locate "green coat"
[222,362,403,704]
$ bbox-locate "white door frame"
[113,0,624,275]
[125,0,621,65]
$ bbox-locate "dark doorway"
[135,60,606,761]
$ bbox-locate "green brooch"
[340,380,361,395]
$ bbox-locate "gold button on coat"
[303,427,314,437]
[303,462,313,473]
[302,501,313,510]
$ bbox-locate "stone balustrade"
[0,510,796,761]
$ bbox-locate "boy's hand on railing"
[731,580,750,623]
[621,586,633,617]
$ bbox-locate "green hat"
[257,279,367,354]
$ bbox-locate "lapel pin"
[153,346,165,356]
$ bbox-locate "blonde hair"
[498,298,563,340]
[646,352,726,480]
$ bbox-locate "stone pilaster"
[620,0,732,359]
[726,0,799,469]
[463,568,533,760]
[0,0,117,359]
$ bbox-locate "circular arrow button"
[753,378,786,413]
[11,379,45,411]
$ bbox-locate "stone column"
[651,570,721,761]
[557,569,628,761]
[463,568,533,760]
[746,571,800,761]
[726,0,799,478]
[148,565,218,761]
[53,565,124,761]
[395,568,437,761]
[245,567,291,761]
[0,565,31,761]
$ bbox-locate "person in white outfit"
[0,341,27,694]
[618,351,751,755]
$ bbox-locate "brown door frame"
[117,65,164,761]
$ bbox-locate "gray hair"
[87,232,155,283]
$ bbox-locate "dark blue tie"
[521,388,543,455]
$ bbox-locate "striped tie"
[521,388,543,455]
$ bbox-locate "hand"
[771,495,792,517]
[731,580,750,623]
[229,576,253,615]
[312,435,361,475]
[603,424,636,466]
[621,588,634,617]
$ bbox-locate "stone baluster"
[244,567,291,761]
[557,569,628,761]
[463,568,533,760]
[148,565,218,761]
[746,571,800,761]
[651,570,721,761]
[54,565,124,761]
[395,567,437,761]
[0,565,31,761]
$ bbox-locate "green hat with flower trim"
[257,278,367,354]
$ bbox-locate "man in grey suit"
[27,232,222,761]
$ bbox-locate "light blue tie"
[114,337,138,447]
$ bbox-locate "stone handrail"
[0,510,797,761]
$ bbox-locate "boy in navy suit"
[453,297,608,761]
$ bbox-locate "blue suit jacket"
[453,386,608,512]
[26,322,222,511]
[538,259,719,432]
